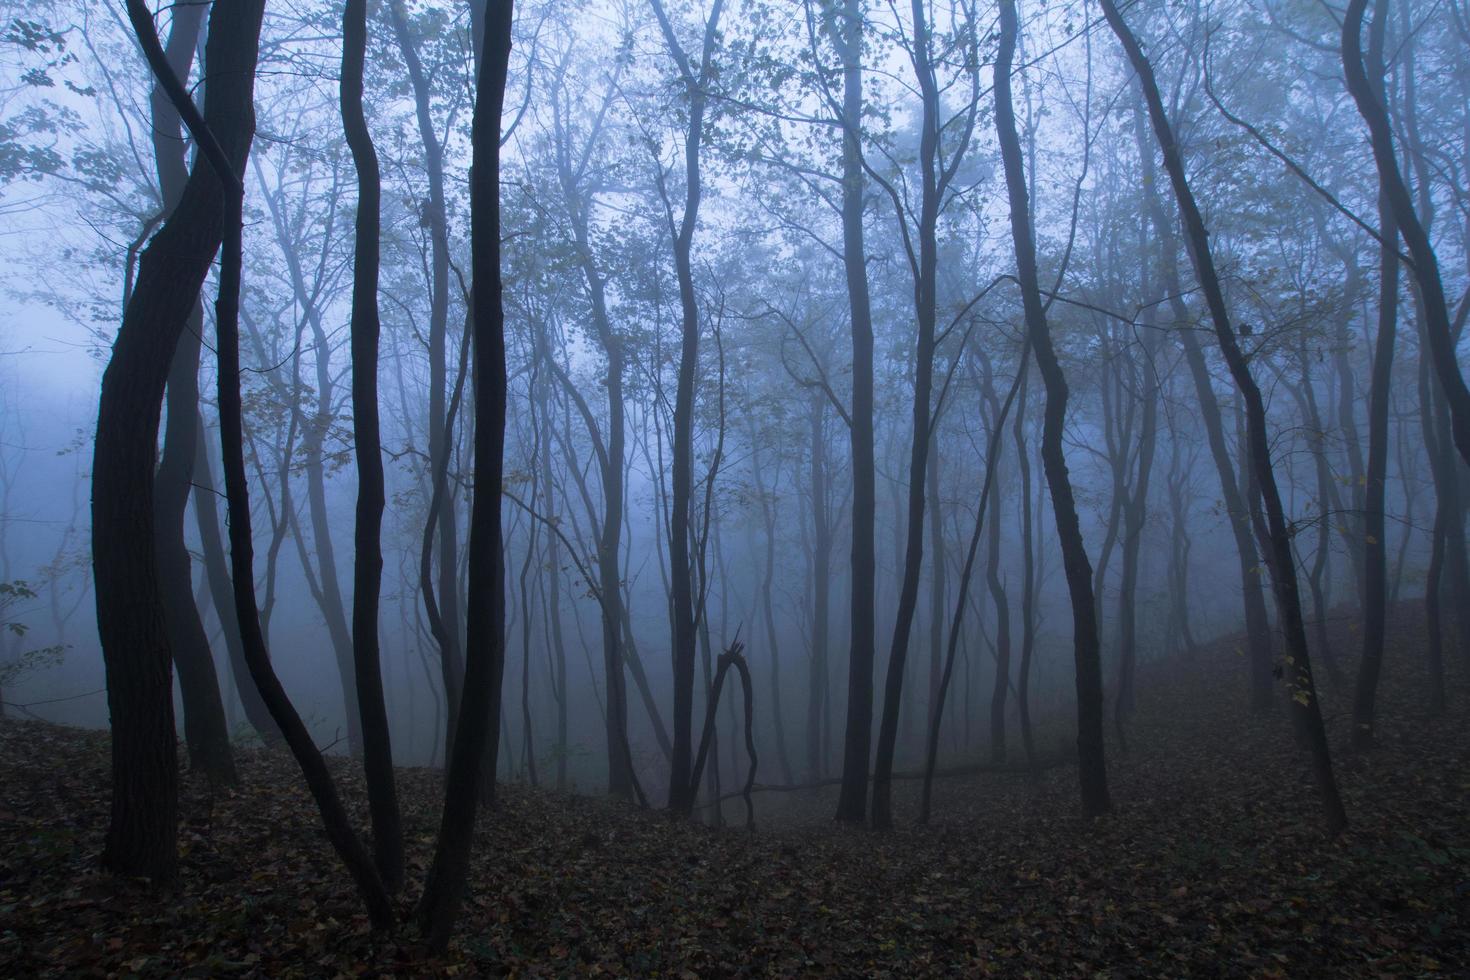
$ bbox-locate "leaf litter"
[1,608,1467,976]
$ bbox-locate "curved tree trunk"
[147,0,234,788]
[997,0,1110,818]
[193,422,278,744]
[1133,93,1273,714]
[95,0,266,881]
[342,0,404,892]
[1342,0,1470,471]
[1105,0,1345,836]
[648,0,726,817]
[389,0,466,760]
[417,0,512,948]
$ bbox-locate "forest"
[0,0,1468,973]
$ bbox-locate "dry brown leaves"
[2,608,1467,976]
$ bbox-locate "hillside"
[2,611,1467,977]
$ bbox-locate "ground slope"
[2,610,1467,976]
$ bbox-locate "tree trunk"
[389,0,466,759]
[148,0,234,788]
[417,0,512,949]
[127,0,396,925]
[979,363,1012,765]
[193,422,277,744]
[1114,327,1159,743]
[95,0,266,881]
[807,391,831,783]
[1014,369,1037,767]
[648,0,725,817]
[1342,0,1470,470]
[342,0,404,892]
[1350,0,1398,750]
[871,0,962,831]
[830,0,878,825]
[1135,104,1274,714]
[1105,0,1345,836]
[998,0,1110,818]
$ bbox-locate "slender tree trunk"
[1135,98,1273,714]
[148,0,234,787]
[919,348,1028,822]
[756,451,796,785]
[871,0,962,830]
[549,167,637,794]
[1015,369,1037,767]
[979,365,1012,765]
[1343,0,1470,469]
[417,0,512,949]
[649,0,725,817]
[342,0,404,891]
[389,0,466,757]
[95,0,266,881]
[1106,0,1345,835]
[193,423,277,743]
[998,0,1110,818]
[538,365,570,791]
[832,0,877,825]
[1115,330,1159,743]
[807,392,831,783]
[926,437,946,745]
[1351,0,1399,750]
[129,0,395,924]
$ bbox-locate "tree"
[342,0,404,893]
[647,0,726,817]
[1102,0,1345,836]
[94,0,267,882]
[994,0,1110,819]
[147,0,234,788]
[416,0,513,949]
[1342,0,1470,472]
[1346,0,1399,750]
[868,0,982,831]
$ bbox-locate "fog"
[0,0,1465,968]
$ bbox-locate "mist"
[1,0,1467,972]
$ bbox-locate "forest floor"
[3,608,1469,977]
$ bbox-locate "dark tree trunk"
[926,438,946,747]
[1105,0,1345,835]
[807,391,831,783]
[919,348,1029,823]
[389,0,466,758]
[536,360,569,791]
[148,0,234,788]
[1350,0,1398,751]
[648,0,725,817]
[1014,368,1037,767]
[979,361,1012,765]
[1114,329,1160,743]
[832,0,877,825]
[1280,351,1347,689]
[872,0,973,830]
[756,451,796,785]
[96,0,266,881]
[193,422,277,744]
[1136,120,1273,712]
[342,0,404,892]
[124,0,395,926]
[417,0,512,948]
[997,0,1110,818]
[1343,0,1470,470]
